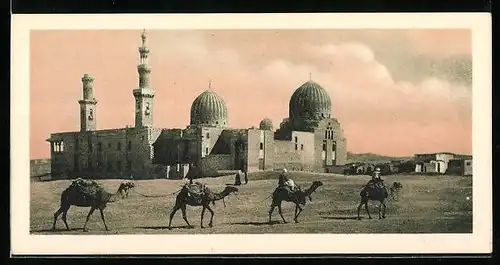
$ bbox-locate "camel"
[117,181,135,199]
[388,181,403,200]
[357,180,389,220]
[268,180,323,224]
[52,178,124,232]
[167,182,238,229]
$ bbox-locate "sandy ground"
[30,172,472,234]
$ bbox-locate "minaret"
[78,73,97,132]
[133,29,155,128]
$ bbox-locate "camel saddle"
[70,178,103,196]
[276,184,300,196]
[361,180,387,197]
[184,182,208,204]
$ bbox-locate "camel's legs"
[378,201,383,219]
[364,202,372,219]
[181,204,193,228]
[200,206,206,228]
[167,204,180,230]
[382,202,387,219]
[222,198,226,207]
[356,200,366,220]
[277,202,287,223]
[52,205,70,231]
[62,209,70,230]
[268,202,277,223]
[98,208,110,231]
[83,207,96,232]
[294,205,303,223]
[206,204,215,227]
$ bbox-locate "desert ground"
[30,172,472,234]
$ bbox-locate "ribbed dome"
[259,118,274,131]
[289,80,332,131]
[190,89,228,127]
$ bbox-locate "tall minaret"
[78,73,97,132]
[133,29,155,128]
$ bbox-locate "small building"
[446,158,473,176]
[414,152,456,174]
[420,160,447,174]
[464,159,473,176]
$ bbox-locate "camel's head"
[393,182,403,189]
[224,186,239,195]
[313,180,324,188]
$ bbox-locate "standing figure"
[243,170,248,184]
[234,170,242,186]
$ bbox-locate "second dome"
[289,80,332,122]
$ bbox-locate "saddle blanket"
[70,178,102,195]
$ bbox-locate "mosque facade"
[46,31,347,180]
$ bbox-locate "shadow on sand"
[135,225,193,230]
[321,216,363,221]
[31,228,82,233]
[227,220,281,226]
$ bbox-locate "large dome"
[289,80,332,130]
[190,89,228,127]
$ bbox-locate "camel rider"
[278,168,297,191]
[368,167,383,188]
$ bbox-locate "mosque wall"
[246,129,261,172]
[199,154,233,176]
[200,127,225,158]
[272,131,316,171]
[48,127,165,180]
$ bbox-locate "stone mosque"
[46,30,347,180]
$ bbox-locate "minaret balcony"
[78,99,98,104]
[133,88,155,97]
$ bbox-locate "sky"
[30,29,472,159]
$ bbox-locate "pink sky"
[30,29,472,159]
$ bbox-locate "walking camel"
[357,181,389,220]
[52,178,125,232]
[117,181,135,199]
[167,182,238,229]
[268,180,323,224]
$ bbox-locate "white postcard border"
[11,13,492,255]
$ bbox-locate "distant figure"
[278,168,296,191]
[129,175,134,181]
[234,170,242,186]
[243,170,248,184]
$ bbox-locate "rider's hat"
[374,167,381,172]
[282,168,288,173]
